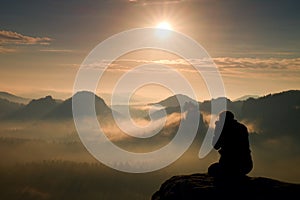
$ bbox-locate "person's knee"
[243,162,253,175]
[208,163,221,177]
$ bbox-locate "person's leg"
[208,163,222,177]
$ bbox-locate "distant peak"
[38,95,54,101]
[29,95,56,105]
[45,95,53,99]
[149,94,198,107]
[73,91,96,97]
[71,91,107,106]
[74,90,94,95]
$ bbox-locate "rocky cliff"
[152,173,300,200]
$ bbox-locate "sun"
[156,21,173,30]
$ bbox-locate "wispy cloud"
[76,58,214,73]
[0,30,52,45]
[64,57,300,82]
[39,49,73,53]
[213,57,300,79]
[214,57,300,70]
[0,46,17,53]
[0,30,52,53]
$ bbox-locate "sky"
[0,0,300,102]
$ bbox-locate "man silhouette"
[208,111,253,177]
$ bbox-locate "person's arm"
[213,121,223,150]
[242,125,251,151]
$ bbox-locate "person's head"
[218,110,234,123]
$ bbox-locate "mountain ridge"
[4,95,60,120]
[149,94,198,107]
[45,91,111,120]
[0,91,31,104]
[0,90,299,122]
[0,98,24,118]
[1,91,114,121]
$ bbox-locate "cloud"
[77,58,214,73]
[0,46,17,53]
[0,30,52,53]
[213,57,300,79]
[39,49,73,53]
[213,57,300,70]
[65,56,300,82]
[95,112,182,141]
[0,30,52,45]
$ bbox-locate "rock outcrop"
[152,173,300,200]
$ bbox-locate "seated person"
[208,111,253,177]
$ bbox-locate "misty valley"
[0,90,299,200]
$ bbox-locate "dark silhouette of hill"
[152,173,300,200]
[241,90,300,136]
[45,91,112,120]
[149,94,198,108]
[148,96,243,120]
[0,91,116,121]
[0,91,31,104]
[1,89,299,130]
[4,96,60,120]
[147,94,199,120]
[144,90,299,127]
[0,98,24,118]
[199,97,244,117]
[198,91,300,128]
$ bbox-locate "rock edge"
[152,173,300,200]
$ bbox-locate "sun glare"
[156,22,173,30]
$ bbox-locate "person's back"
[209,111,253,177]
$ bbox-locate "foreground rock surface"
[152,173,300,200]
